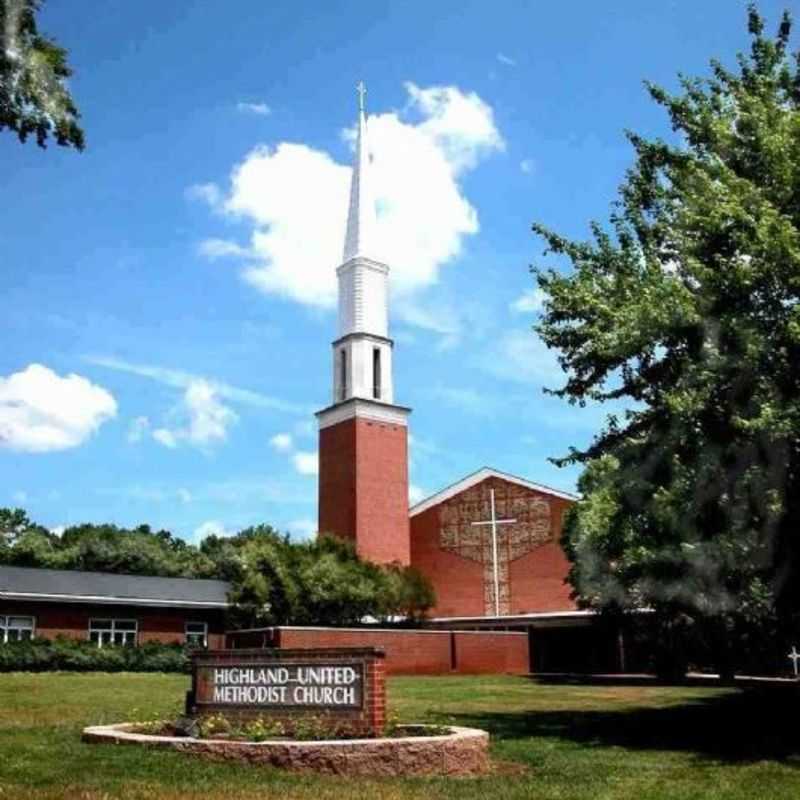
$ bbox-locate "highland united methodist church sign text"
[209,663,363,708]
[188,648,386,735]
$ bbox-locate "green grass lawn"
[1,672,800,799]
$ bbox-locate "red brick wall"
[318,415,410,565]
[409,506,486,617]
[277,628,450,675]
[318,418,358,547]
[452,632,529,674]
[410,478,578,617]
[0,601,226,648]
[227,627,530,676]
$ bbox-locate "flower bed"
[82,721,490,776]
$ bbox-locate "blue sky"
[2,0,789,542]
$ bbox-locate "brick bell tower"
[316,82,411,565]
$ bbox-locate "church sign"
[203,662,362,709]
[187,647,386,736]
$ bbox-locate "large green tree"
[533,7,800,676]
[0,0,84,149]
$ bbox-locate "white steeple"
[331,82,395,406]
[342,81,378,263]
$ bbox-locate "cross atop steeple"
[342,79,379,266]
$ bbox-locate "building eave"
[0,590,230,610]
[409,466,579,517]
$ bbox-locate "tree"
[532,6,800,677]
[0,508,437,626]
[0,0,84,149]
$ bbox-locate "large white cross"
[789,646,800,678]
[471,488,517,617]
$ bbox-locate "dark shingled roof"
[0,565,231,608]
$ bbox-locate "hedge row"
[0,638,192,673]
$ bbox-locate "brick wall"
[410,477,578,617]
[227,626,530,676]
[318,417,358,547]
[409,505,486,617]
[0,601,226,648]
[318,415,410,565]
[452,631,529,674]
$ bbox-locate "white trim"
[89,617,138,648]
[431,610,594,623]
[0,613,36,643]
[185,620,208,647]
[317,397,410,430]
[228,625,457,636]
[409,466,578,517]
[0,590,228,609]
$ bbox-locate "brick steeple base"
[317,399,410,566]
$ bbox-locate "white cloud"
[395,299,463,350]
[50,525,66,537]
[496,53,516,66]
[198,238,250,259]
[479,330,564,386]
[510,287,546,314]
[237,101,271,116]
[193,520,233,541]
[520,158,535,174]
[152,428,178,448]
[127,415,150,443]
[292,450,319,476]
[86,355,308,415]
[185,182,222,207]
[269,432,293,452]
[409,484,427,505]
[432,386,495,416]
[0,364,117,453]
[197,82,503,312]
[152,380,237,450]
[286,518,317,540]
[270,431,317,476]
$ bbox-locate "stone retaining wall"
[82,723,490,777]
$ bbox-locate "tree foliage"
[0,511,436,626]
[533,6,800,674]
[213,526,435,628]
[0,0,84,149]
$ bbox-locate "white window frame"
[88,618,138,648]
[185,621,208,648]
[0,615,36,643]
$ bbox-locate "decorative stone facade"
[410,472,578,618]
[439,478,552,615]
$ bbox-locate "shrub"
[0,637,191,673]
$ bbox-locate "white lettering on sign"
[204,662,363,709]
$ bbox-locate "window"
[89,619,137,648]
[372,348,382,400]
[0,615,35,643]
[339,349,347,401]
[185,621,208,648]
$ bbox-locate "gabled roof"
[0,566,231,609]
[409,466,578,518]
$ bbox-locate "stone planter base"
[82,723,490,777]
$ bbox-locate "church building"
[316,86,595,644]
